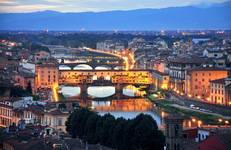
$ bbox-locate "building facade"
[42,108,69,132]
[210,77,231,106]
[35,61,59,89]
[168,56,211,94]
[14,68,36,94]
[185,67,228,100]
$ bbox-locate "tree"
[10,86,31,97]
[65,108,165,150]
[84,113,100,144]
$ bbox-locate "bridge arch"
[73,64,93,70]
[59,65,72,70]
[95,65,112,70]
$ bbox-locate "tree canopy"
[66,108,165,150]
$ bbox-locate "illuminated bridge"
[59,70,153,86]
[58,70,154,99]
[58,58,124,70]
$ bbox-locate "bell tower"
[165,116,184,150]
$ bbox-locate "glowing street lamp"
[192,118,196,122]
[198,120,202,127]
[218,118,223,123]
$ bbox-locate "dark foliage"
[10,86,31,97]
[65,108,165,150]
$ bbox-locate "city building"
[14,67,36,94]
[0,97,34,127]
[185,67,228,100]
[0,101,14,127]
[14,105,44,124]
[168,55,211,94]
[33,50,51,62]
[96,40,125,52]
[42,108,69,132]
[151,70,169,90]
[209,77,231,106]
[165,116,184,150]
[35,60,59,89]
[199,132,231,150]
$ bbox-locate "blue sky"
[0,0,230,13]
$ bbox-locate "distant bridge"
[58,57,124,70]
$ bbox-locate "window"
[57,118,63,126]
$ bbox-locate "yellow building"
[35,61,59,89]
[185,67,228,100]
[210,78,231,106]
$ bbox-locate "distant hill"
[0,2,230,31]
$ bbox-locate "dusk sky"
[0,0,230,13]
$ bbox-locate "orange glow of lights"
[225,120,229,124]
[188,94,192,98]
[198,120,202,127]
[188,121,192,128]
[197,96,201,99]
[161,83,168,89]
[52,83,59,102]
[218,119,223,123]
[192,118,196,122]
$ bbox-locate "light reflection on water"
[60,85,142,98]
[60,86,203,128]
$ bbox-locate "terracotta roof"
[168,56,210,64]
[150,69,168,76]
[46,109,69,116]
[199,132,231,150]
[18,68,35,78]
[187,67,227,72]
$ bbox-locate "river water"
[59,85,165,126]
[59,66,202,128]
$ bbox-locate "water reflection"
[59,85,144,98]
[84,98,162,126]
[88,86,115,98]
[60,86,80,97]
[91,98,152,112]
[59,85,205,128]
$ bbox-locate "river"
[59,65,203,128]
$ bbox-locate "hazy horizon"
[0,0,230,13]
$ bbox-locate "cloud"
[0,4,58,12]
[0,0,230,13]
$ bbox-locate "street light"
[225,120,229,124]
[198,120,202,127]
[218,118,223,123]
[192,118,196,122]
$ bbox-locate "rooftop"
[168,55,210,64]
[210,78,226,84]
[187,66,227,72]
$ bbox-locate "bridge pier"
[79,83,88,100]
[114,83,125,99]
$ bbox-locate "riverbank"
[148,95,231,125]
